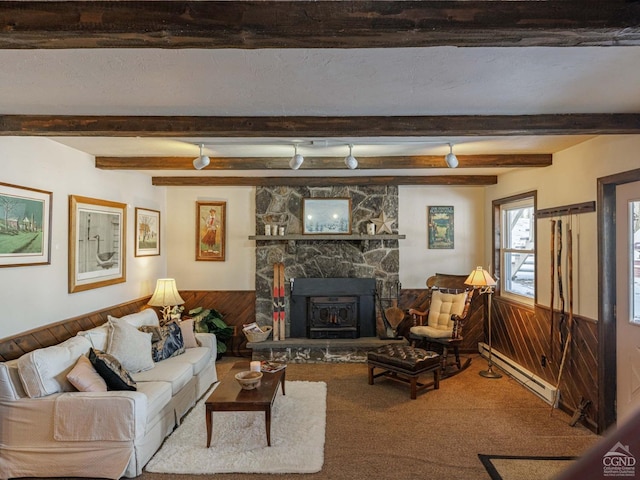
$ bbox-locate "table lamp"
[148,278,185,324]
[464,266,501,379]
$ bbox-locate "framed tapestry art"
[196,201,226,261]
[69,195,126,293]
[303,198,352,235]
[0,182,52,267]
[135,207,160,257]
[428,206,454,249]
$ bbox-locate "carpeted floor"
[139,355,598,480]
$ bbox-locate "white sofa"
[0,309,218,479]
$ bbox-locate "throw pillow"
[66,354,107,392]
[178,318,199,349]
[107,319,154,373]
[139,322,185,362]
[89,348,136,391]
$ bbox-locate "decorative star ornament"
[371,211,395,234]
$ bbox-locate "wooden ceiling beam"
[1,1,639,49]
[96,154,552,170]
[2,114,640,137]
[151,175,497,187]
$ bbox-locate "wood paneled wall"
[0,297,151,362]
[0,291,256,362]
[492,297,599,432]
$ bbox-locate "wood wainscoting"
[0,290,257,362]
[0,297,152,362]
[492,296,599,432]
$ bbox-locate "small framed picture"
[303,198,352,234]
[428,206,454,249]
[69,195,126,293]
[0,182,52,267]
[135,207,160,257]
[196,201,226,261]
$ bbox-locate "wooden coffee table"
[205,361,286,447]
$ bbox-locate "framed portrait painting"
[69,195,126,293]
[196,201,226,261]
[135,207,160,257]
[428,206,454,249]
[0,182,52,267]
[303,198,352,235]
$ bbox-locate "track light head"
[344,144,358,169]
[289,144,304,170]
[445,143,459,168]
[193,144,210,170]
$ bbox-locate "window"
[494,193,536,304]
[631,200,640,325]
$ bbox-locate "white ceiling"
[2,46,639,171]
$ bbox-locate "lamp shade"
[464,266,496,287]
[148,278,185,307]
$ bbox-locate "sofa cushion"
[107,319,154,373]
[131,356,192,395]
[0,360,26,401]
[178,318,199,349]
[108,308,159,328]
[66,355,107,392]
[178,347,213,376]
[139,322,185,362]
[135,381,173,428]
[89,348,137,391]
[77,323,110,351]
[17,336,92,398]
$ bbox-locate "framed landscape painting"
[196,201,226,261]
[0,182,52,267]
[135,207,160,257]
[303,198,352,234]
[428,205,454,249]
[69,195,127,293]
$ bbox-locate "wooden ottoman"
[367,345,441,399]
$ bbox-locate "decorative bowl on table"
[235,370,263,390]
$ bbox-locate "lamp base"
[479,365,503,379]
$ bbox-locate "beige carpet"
[140,355,599,480]
[478,454,577,480]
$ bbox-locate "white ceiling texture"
[1,4,640,177]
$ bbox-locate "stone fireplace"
[254,185,400,339]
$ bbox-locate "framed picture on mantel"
[303,198,352,235]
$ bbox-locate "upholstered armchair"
[408,287,473,376]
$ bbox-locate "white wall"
[486,135,640,320]
[399,185,486,288]
[165,186,255,290]
[0,137,166,338]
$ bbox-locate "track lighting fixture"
[445,143,459,168]
[289,144,304,170]
[193,144,210,170]
[344,144,358,170]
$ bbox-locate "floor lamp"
[465,266,502,379]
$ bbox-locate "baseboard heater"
[478,342,558,406]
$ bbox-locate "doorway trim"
[598,167,640,433]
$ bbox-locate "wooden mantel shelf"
[248,234,406,241]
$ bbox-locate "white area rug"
[145,381,327,474]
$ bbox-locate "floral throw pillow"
[88,348,136,391]
[139,322,185,362]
